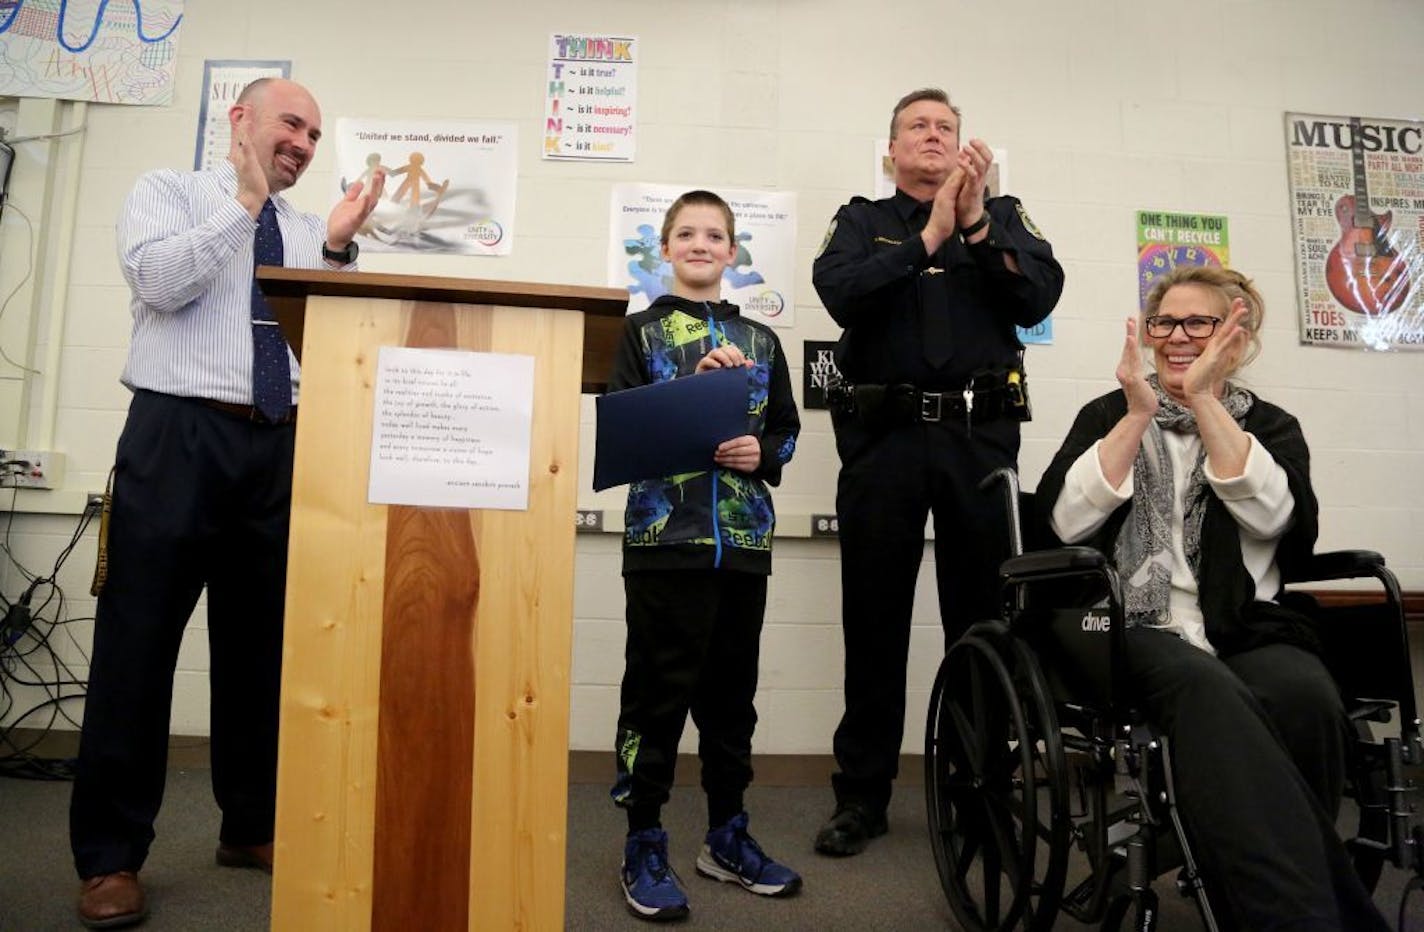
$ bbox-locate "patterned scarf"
[1114,374,1254,628]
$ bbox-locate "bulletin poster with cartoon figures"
[334,118,518,256]
[608,183,798,328]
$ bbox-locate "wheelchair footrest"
[1347,699,1397,724]
[1062,872,1106,922]
[1348,835,1391,854]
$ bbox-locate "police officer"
[812,87,1063,856]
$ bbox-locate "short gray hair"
[889,88,961,139]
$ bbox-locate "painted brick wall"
[2,1,1422,760]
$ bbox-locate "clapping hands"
[1182,300,1250,402]
[1117,317,1158,419]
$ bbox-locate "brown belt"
[199,398,298,425]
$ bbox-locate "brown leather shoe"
[78,871,147,929]
[215,842,273,873]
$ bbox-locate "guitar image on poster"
[1325,116,1412,315]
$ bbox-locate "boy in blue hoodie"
[608,190,802,921]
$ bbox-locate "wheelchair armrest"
[1285,550,1416,732]
[1001,546,1108,583]
[1283,550,1386,585]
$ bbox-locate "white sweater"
[1049,432,1295,654]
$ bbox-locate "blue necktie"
[251,199,292,421]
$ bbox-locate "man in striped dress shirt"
[71,78,383,929]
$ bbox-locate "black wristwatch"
[322,240,359,264]
[959,213,991,241]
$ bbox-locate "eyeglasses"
[1143,315,1222,339]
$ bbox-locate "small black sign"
[810,513,840,537]
[575,509,604,533]
[803,340,841,410]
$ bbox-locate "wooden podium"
[257,269,626,931]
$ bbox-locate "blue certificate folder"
[593,366,751,491]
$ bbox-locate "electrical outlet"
[0,449,65,490]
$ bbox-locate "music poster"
[1286,112,1424,351]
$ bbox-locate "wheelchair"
[925,467,1424,931]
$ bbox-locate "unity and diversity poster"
[193,60,289,172]
[0,0,184,104]
[543,33,637,162]
[1286,112,1424,350]
[333,118,518,256]
[1136,209,1230,309]
[608,183,797,328]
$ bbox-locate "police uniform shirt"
[812,189,1064,388]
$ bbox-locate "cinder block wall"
[2,1,1421,759]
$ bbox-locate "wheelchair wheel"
[925,623,1070,931]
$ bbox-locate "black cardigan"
[1035,388,1321,657]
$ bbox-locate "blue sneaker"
[621,828,690,921]
[695,812,803,897]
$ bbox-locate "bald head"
[228,78,322,192]
[235,77,315,110]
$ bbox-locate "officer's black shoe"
[813,802,888,857]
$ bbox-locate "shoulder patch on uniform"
[1016,203,1045,240]
[816,219,837,258]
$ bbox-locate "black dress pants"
[830,415,1019,812]
[70,391,294,878]
[612,569,767,831]
[1124,627,1389,932]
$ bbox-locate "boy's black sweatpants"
[612,568,767,833]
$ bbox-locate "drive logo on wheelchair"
[1080,611,1110,633]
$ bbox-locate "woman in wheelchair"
[1035,264,1390,931]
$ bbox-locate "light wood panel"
[271,290,583,932]
[369,303,485,931]
[468,305,582,930]
[272,295,401,931]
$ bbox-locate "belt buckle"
[919,391,943,423]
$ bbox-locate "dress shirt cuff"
[965,216,1012,257]
[903,232,932,272]
[218,198,259,248]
